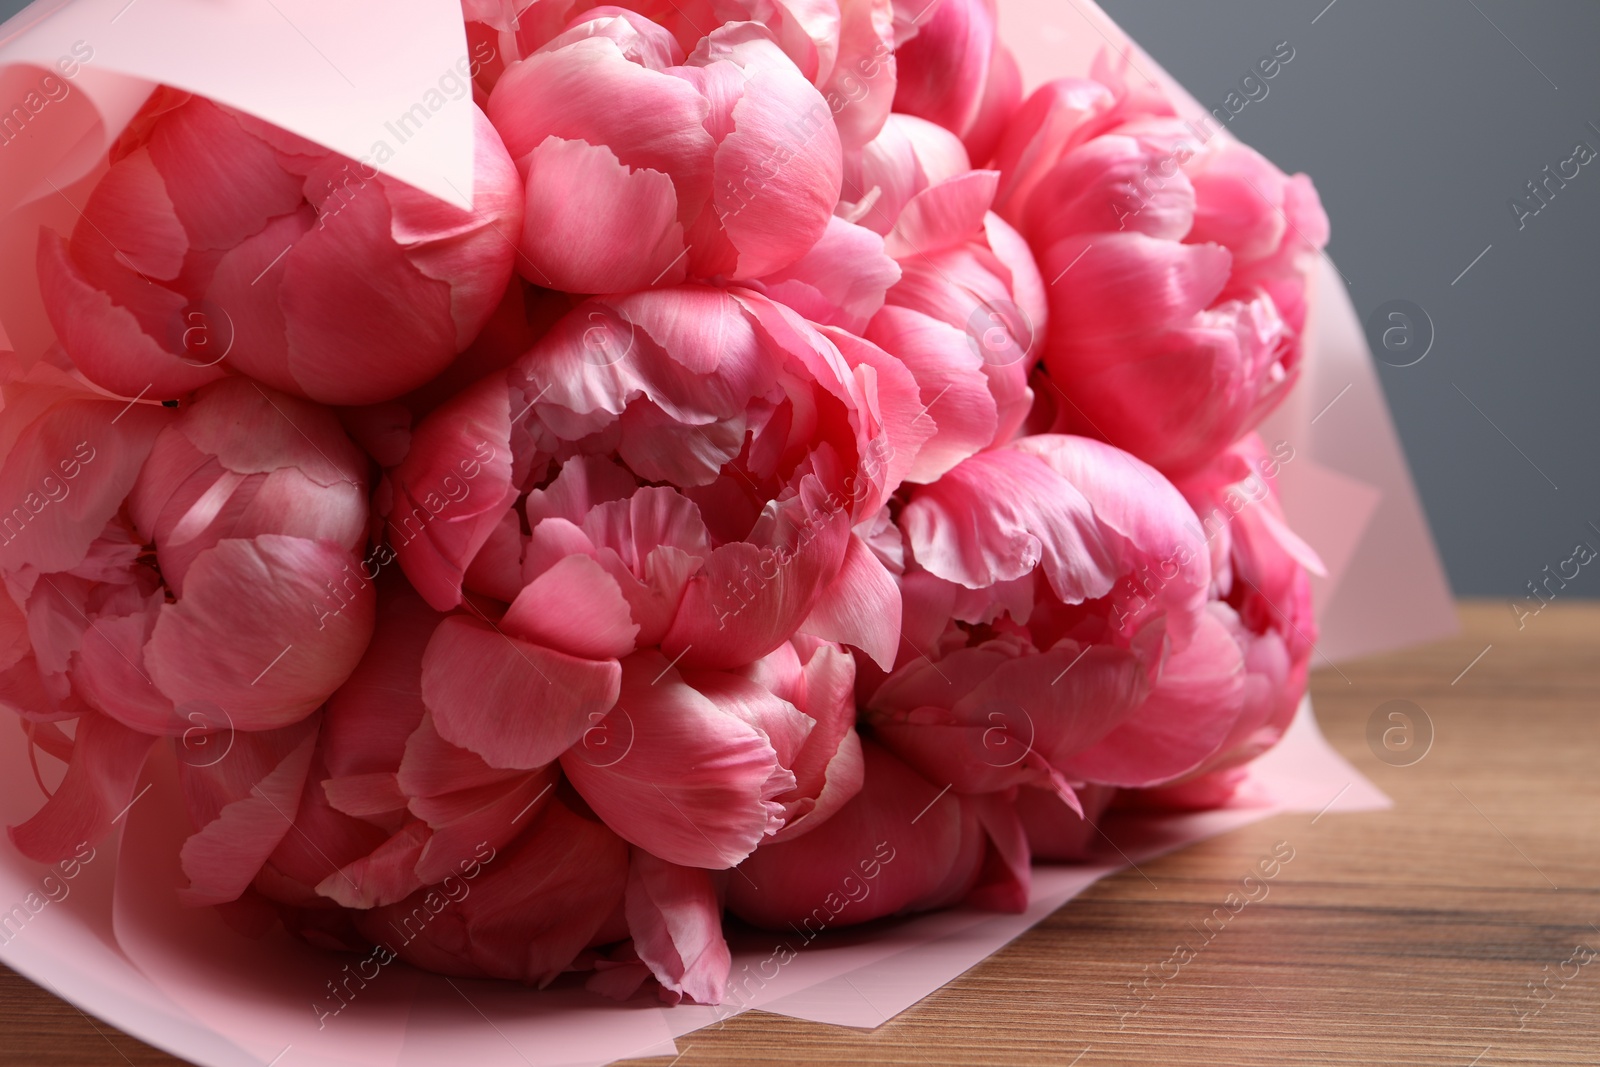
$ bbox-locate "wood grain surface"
[4,600,1597,1067]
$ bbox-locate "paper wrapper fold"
[0,1,1451,1064]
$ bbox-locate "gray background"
[1096,0,1599,597]
[1,0,1593,596]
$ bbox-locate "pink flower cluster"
[1,0,1326,1006]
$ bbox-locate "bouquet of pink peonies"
[0,0,1340,1014]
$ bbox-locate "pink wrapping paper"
[0,1,1450,1064]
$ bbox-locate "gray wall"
[2,0,1592,596]
[1095,0,1600,596]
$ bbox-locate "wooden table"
[5,601,1597,1066]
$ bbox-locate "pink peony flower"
[1013,434,1323,810]
[128,378,369,596]
[891,0,1021,165]
[383,284,925,670]
[471,0,898,150]
[994,64,1327,475]
[487,9,844,293]
[37,90,522,405]
[866,433,1228,809]
[898,434,1211,653]
[0,370,375,864]
[372,287,919,883]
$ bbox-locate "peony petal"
[561,653,787,868]
[397,712,527,800]
[8,713,156,863]
[815,323,933,509]
[759,640,865,843]
[962,792,1030,912]
[130,380,368,594]
[992,77,1117,220]
[198,211,302,395]
[490,38,715,192]
[0,396,169,577]
[870,640,1146,794]
[318,578,438,778]
[1186,142,1293,263]
[1043,231,1230,342]
[712,52,843,278]
[421,614,621,770]
[955,640,1147,767]
[503,554,640,660]
[321,772,407,819]
[798,531,902,670]
[387,378,518,610]
[255,767,391,907]
[965,37,1021,164]
[517,136,687,293]
[70,605,173,734]
[845,113,971,233]
[382,104,523,350]
[1041,292,1296,476]
[145,536,375,730]
[1022,130,1197,247]
[661,490,851,670]
[580,484,713,572]
[276,179,458,403]
[411,768,558,886]
[864,305,999,483]
[314,821,431,908]
[1015,781,1116,862]
[463,509,529,604]
[533,493,711,652]
[525,454,638,527]
[891,0,1000,153]
[1057,606,1245,786]
[749,215,900,333]
[625,849,731,1004]
[1013,434,1210,649]
[822,0,897,151]
[901,447,1119,603]
[678,666,814,772]
[73,146,188,280]
[147,99,306,251]
[982,210,1047,340]
[162,377,365,485]
[884,170,999,258]
[179,729,317,906]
